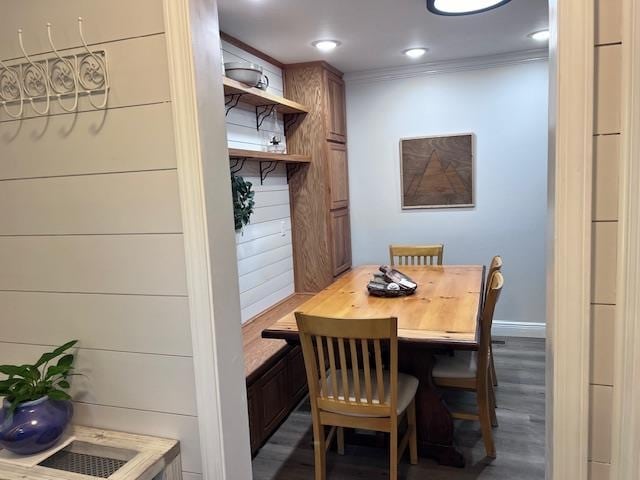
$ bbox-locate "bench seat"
[241,293,312,454]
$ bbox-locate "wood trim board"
[547,1,595,478]
[611,0,640,476]
[163,0,252,479]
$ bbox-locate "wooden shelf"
[228,148,311,164]
[223,77,309,115]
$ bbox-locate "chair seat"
[323,370,419,416]
[433,351,477,379]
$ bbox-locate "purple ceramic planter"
[0,396,73,455]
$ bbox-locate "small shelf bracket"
[229,157,247,175]
[259,160,278,185]
[284,113,302,136]
[286,163,302,183]
[256,104,277,131]
[225,93,243,116]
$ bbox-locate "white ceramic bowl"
[224,62,263,86]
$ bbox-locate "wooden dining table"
[262,264,485,468]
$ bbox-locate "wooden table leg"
[399,348,465,468]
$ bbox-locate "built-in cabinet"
[246,344,307,455]
[325,71,347,143]
[285,62,352,292]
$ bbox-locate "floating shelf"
[228,148,311,163]
[223,77,309,115]
[228,149,310,184]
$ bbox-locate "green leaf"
[57,380,70,389]
[57,354,74,368]
[34,340,78,367]
[0,365,29,377]
[44,364,72,380]
[47,389,71,401]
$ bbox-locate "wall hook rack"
[18,28,51,115]
[0,58,24,119]
[77,17,109,109]
[47,22,79,112]
[259,160,278,185]
[0,18,109,120]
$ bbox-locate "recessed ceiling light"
[427,0,512,16]
[312,40,341,52]
[528,29,550,42]
[403,48,428,59]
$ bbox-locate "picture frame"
[399,133,475,209]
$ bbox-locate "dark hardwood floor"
[252,337,545,480]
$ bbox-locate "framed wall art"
[400,133,474,209]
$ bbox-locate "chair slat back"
[485,255,503,305]
[296,313,398,418]
[477,271,504,382]
[389,244,444,266]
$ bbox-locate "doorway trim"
[163,0,253,479]
[548,0,594,478]
[611,0,640,476]
[162,0,597,478]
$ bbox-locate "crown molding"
[344,48,549,85]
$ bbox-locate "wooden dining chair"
[389,244,444,266]
[296,313,419,480]
[486,255,503,388]
[432,271,504,458]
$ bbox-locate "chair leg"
[490,345,498,387]
[477,386,496,459]
[337,427,345,455]
[390,421,398,480]
[407,399,418,465]
[489,384,499,428]
[312,423,327,480]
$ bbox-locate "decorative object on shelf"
[0,340,77,455]
[0,18,109,120]
[231,174,255,232]
[224,62,268,88]
[367,265,418,297]
[400,133,474,209]
[266,135,286,154]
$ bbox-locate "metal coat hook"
[18,28,51,115]
[0,59,24,119]
[47,22,78,112]
[78,17,109,109]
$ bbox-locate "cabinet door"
[257,357,290,436]
[330,208,352,276]
[325,71,347,143]
[246,385,261,455]
[327,142,349,210]
[287,346,308,401]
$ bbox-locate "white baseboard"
[493,320,546,338]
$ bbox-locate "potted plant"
[232,174,255,232]
[0,340,77,455]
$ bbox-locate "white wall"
[345,59,548,326]
[221,40,294,323]
[0,2,200,478]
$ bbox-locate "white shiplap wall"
[221,40,295,323]
[0,2,200,478]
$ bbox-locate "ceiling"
[217,0,549,73]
